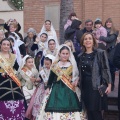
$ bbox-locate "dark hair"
[94,20,102,25]
[71,19,82,29]
[0,38,13,53]
[44,57,52,63]
[68,12,77,20]
[85,19,93,25]
[25,56,33,62]
[59,46,70,53]
[45,20,51,24]
[48,39,55,44]
[80,33,98,52]
[94,20,103,28]
[40,33,48,38]
[7,37,14,43]
[9,32,17,40]
[0,38,11,44]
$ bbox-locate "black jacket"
[64,19,83,42]
[78,49,112,90]
[113,43,120,109]
[81,28,93,34]
[99,29,119,62]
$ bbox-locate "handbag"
[98,84,107,97]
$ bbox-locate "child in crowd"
[18,55,40,105]
[31,33,48,70]
[38,20,59,47]
[36,45,82,120]
[93,18,107,50]
[43,39,58,56]
[64,12,78,30]
[25,54,55,120]
[64,40,78,64]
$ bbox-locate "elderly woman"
[24,28,37,57]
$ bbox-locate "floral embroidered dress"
[31,40,48,70]
[0,53,26,120]
[31,67,51,120]
[19,67,39,102]
[36,62,82,120]
[18,55,39,104]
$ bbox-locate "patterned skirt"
[36,91,84,120]
[0,99,25,120]
[25,83,45,120]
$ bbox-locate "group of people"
[0,12,119,120]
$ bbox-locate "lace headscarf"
[54,44,79,82]
[20,55,36,70]
[8,32,23,65]
[38,21,59,47]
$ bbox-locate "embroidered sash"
[51,63,75,92]
[21,67,33,78]
[0,55,21,87]
[39,68,48,83]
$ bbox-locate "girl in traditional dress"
[18,55,40,104]
[31,33,48,70]
[38,20,59,47]
[26,54,55,120]
[0,38,26,119]
[8,32,26,58]
[36,44,82,120]
[43,39,58,57]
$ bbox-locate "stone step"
[108,97,118,106]
[104,105,119,120]
[108,105,118,111]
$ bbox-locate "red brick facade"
[24,0,120,35]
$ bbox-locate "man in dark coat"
[64,19,83,54]
[113,42,120,120]
[81,19,93,34]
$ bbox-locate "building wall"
[0,0,13,11]
[0,1,24,35]
[73,0,120,29]
[0,11,24,35]
[24,0,120,36]
[24,0,60,36]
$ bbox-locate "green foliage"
[10,0,23,10]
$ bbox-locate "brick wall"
[24,0,120,36]
[24,0,59,36]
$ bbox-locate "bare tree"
[59,0,74,44]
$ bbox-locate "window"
[45,4,60,30]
